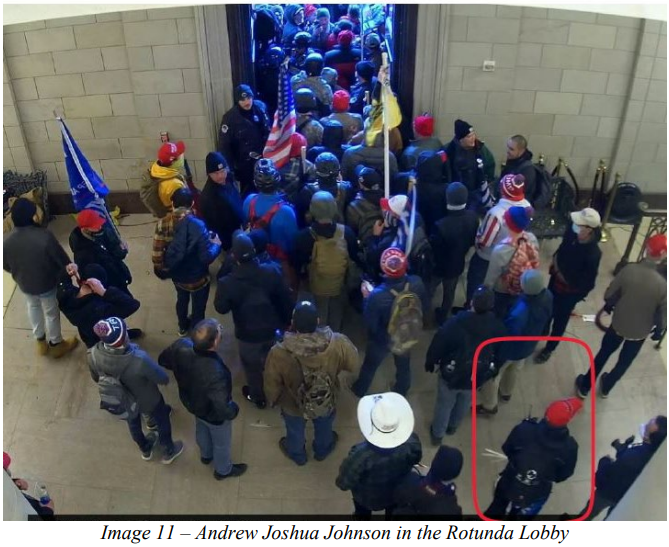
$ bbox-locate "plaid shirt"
[335,433,422,510]
[152,207,190,275]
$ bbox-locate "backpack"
[140,169,173,219]
[304,182,348,224]
[309,224,349,297]
[347,197,382,244]
[247,196,284,259]
[439,315,495,388]
[500,237,540,296]
[519,161,552,210]
[92,352,139,421]
[388,282,424,355]
[408,226,435,289]
[296,355,336,420]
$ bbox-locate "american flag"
[262,62,296,169]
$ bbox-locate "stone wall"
[2,7,213,195]
[414,5,667,194]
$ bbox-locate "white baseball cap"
[357,392,415,449]
[570,208,601,228]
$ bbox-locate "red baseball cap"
[338,30,354,47]
[332,90,350,112]
[380,247,408,278]
[77,209,106,231]
[157,141,186,165]
[414,115,434,138]
[647,234,667,258]
[545,397,583,427]
[289,132,307,158]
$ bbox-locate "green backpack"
[387,283,424,355]
[296,356,336,420]
[308,224,349,297]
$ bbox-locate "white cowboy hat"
[357,392,415,449]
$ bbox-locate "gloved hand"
[425,361,436,374]
[612,435,634,453]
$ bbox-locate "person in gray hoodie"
[264,301,359,466]
[88,317,184,464]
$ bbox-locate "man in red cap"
[324,30,361,89]
[320,90,363,142]
[278,132,315,202]
[141,141,187,217]
[351,247,429,397]
[399,115,443,172]
[575,234,667,399]
[485,397,582,518]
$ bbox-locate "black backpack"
[519,161,552,209]
[506,431,560,505]
[408,226,435,289]
[348,198,382,245]
[439,316,495,389]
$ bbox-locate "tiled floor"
[3,214,666,517]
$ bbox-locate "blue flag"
[59,118,109,211]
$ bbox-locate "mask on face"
[572,223,581,235]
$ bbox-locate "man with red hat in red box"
[575,233,667,399]
[484,397,582,518]
[321,89,363,143]
[140,141,187,218]
[399,114,443,172]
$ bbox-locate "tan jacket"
[264,327,359,416]
[607,259,667,340]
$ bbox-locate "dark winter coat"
[164,215,221,284]
[158,338,239,425]
[57,277,140,348]
[89,342,168,413]
[349,79,375,115]
[293,221,360,275]
[399,137,443,171]
[502,289,554,361]
[341,144,398,183]
[431,209,479,279]
[219,103,270,171]
[68,228,132,291]
[281,5,304,47]
[3,225,70,295]
[324,45,362,89]
[199,177,244,251]
[345,189,384,245]
[443,138,495,208]
[364,275,430,345]
[501,149,537,204]
[551,226,602,298]
[425,310,507,390]
[499,419,578,505]
[393,471,463,516]
[595,442,658,503]
[307,121,349,162]
[336,433,423,511]
[214,260,293,343]
[415,153,451,236]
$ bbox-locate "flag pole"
[381,52,390,200]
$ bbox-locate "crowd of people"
[3,25,667,517]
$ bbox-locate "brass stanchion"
[599,172,621,243]
[588,159,605,208]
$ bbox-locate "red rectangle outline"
[471,335,596,521]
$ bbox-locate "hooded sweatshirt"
[307,122,349,162]
[415,152,450,236]
[150,161,186,208]
[282,5,304,47]
[264,327,359,416]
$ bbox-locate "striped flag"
[262,62,296,169]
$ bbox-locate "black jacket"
[443,138,495,208]
[551,226,602,297]
[215,260,293,343]
[431,209,479,278]
[349,79,375,115]
[425,310,507,389]
[293,221,360,275]
[595,442,658,503]
[306,122,349,162]
[498,419,578,505]
[57,273,140,348]
[69,228,132,290]
[165,215,221,284]
[218,103,270,169]
[393,471,463,517]
[3,225,70,295]
[294,179,355,229]
[159,338,239,425]
[415,156,450,237]
[199,178,244,251]
[501,149,537,204]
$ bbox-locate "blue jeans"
[431,377,472,438]
[352,339,411,397]
[127,398,174,453]
[174,282,210,332]
[195,417,232,475]
[282,410,336,464]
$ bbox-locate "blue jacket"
[364,275,429,345]
[165,215,221,284]
[502,289,553,361]
[243,193,298,261]
[595,442,658,502]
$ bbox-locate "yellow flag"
[365,86,402,147]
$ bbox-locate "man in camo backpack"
[265,301,359,466]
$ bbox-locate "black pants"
[581,327,645,395]
[466,253,489,305]
[174,282,210,332]
[545,288,582,352]
[435,276,460,317]
[579,490,617,520]
[353,500,395,518]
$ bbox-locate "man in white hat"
[535,208,602,364]
[335,392,422,517]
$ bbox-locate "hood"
[284,4,301,24]
[538,419,571,448]
[416,153,444,184]
[151,161,181,181]
[279,327,334,362]
[506,149,534,168]
[322,123,344,148]
[92,342,140,374]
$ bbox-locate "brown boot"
[48,337,79,359]
[36,338,49,356]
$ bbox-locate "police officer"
[219,85,270,198]
[291,53,333,117]
[288,32,314,76]
[295,88,324,149]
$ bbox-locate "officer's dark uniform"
[219,85,270,197]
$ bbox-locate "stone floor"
[2,214,667,517]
